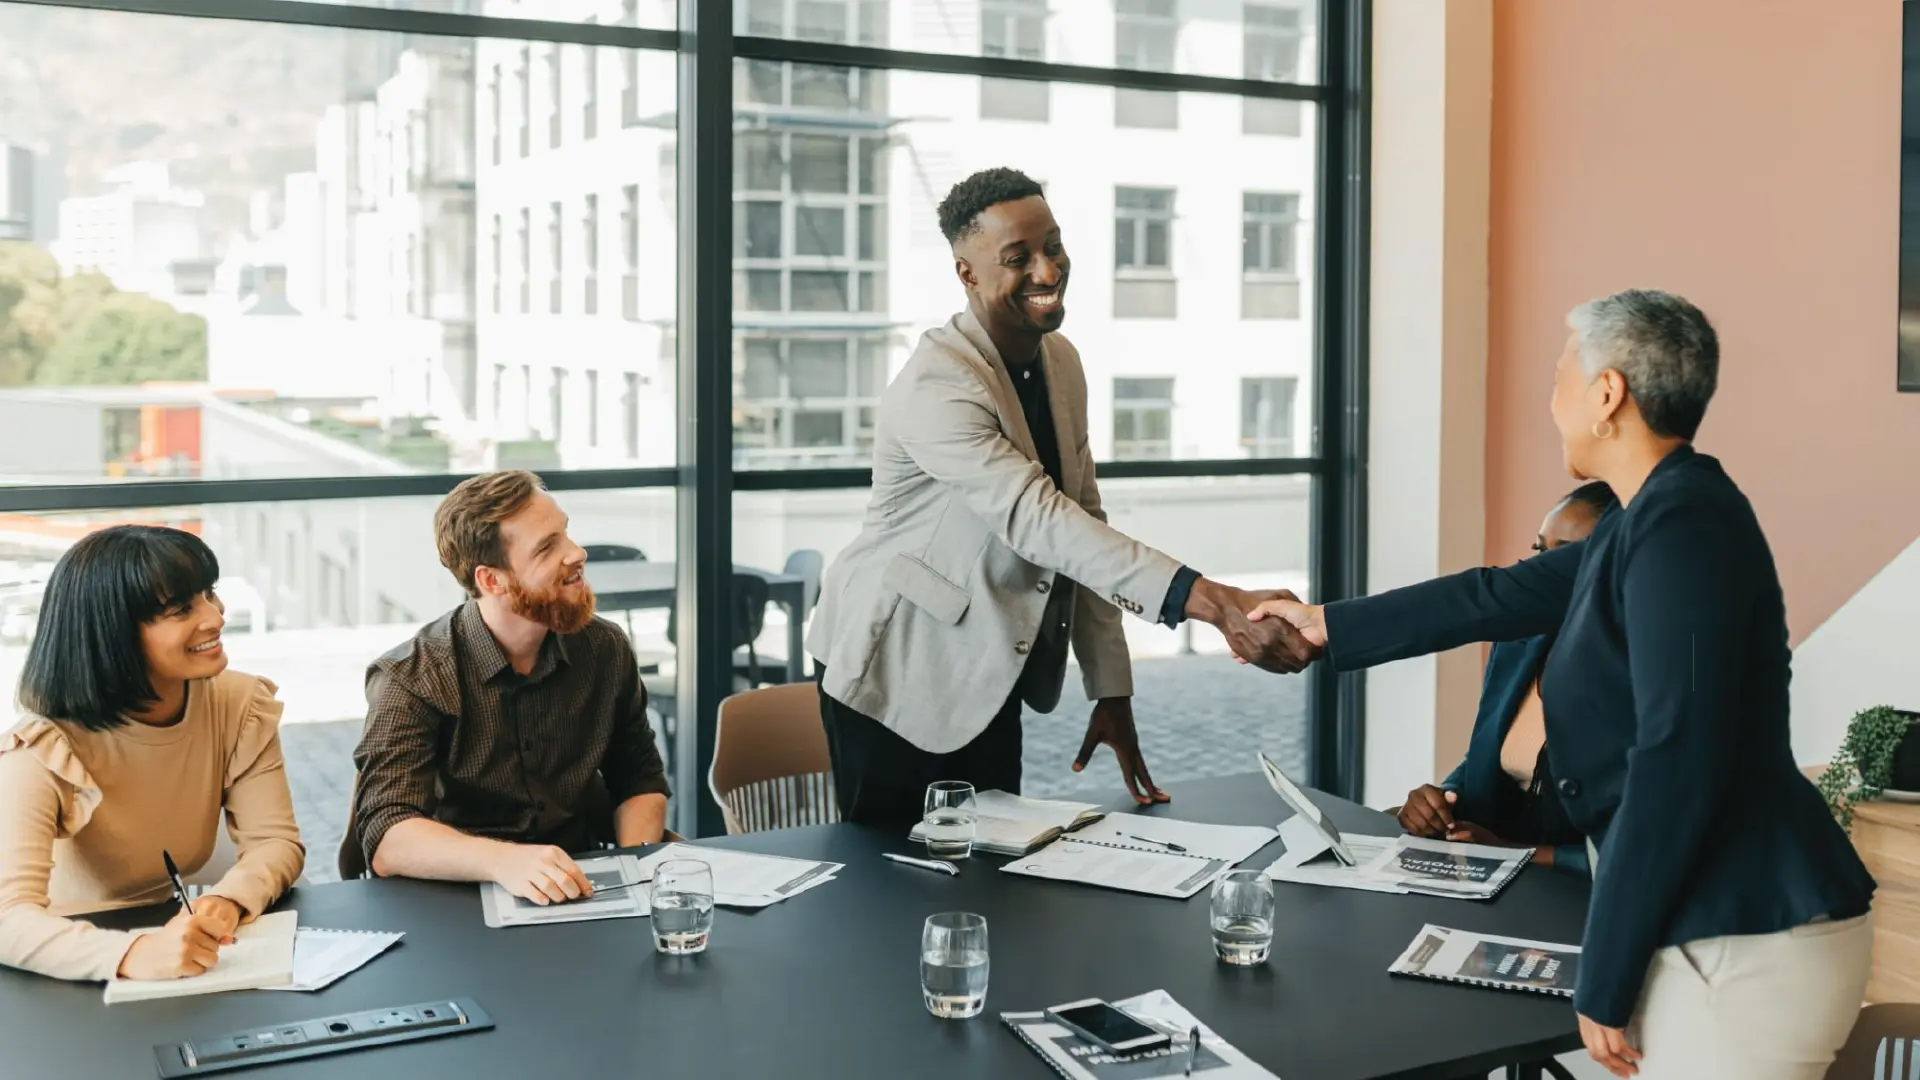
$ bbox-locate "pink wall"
[1487,0,1920,644]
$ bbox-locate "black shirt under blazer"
[1323,446,1874,1026]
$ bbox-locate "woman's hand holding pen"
[116,910,229,980]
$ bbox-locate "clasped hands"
[1184,580,1327,674]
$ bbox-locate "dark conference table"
[0,774,1588,1079]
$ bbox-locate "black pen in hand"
[162,850,194,915]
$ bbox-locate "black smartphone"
[1045,999,1173,1054]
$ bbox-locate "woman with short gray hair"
[1246,288,1876,1079]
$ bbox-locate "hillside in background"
[0,3,400,238]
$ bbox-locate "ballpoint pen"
[1129,834,1189,854]
[162,850,194,916]
[1185,1025,1200,1077]
[883,853,959,876]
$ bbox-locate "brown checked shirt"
[352,602,671,866]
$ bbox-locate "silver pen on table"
[883,853,959,876]
[1185,1025,1200,1077]
[1129,834,1189,853]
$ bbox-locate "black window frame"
[0,0,1370,835]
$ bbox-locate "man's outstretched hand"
[1219,603,1320,673]
[1074,697,1169,806]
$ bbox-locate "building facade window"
[580,34,599,139]
[1240,376,1298,457]
[547,200,563,314]
[1112,376,1176,461]
[622,371,640,457]
[733,131,886,315]
[492,363,506,421]
[488,63,502,165]
[516,47,532,158]
[1242,191,1301,319]
[585,369,600,447]
[621,184,640,320]
[1114,0,1178,129]
[980,0,1048,122]
[1243,3,1305,136]
[735,336,886,467]
[546,45,563,149]
[582,194,600,315]
[517,207,531,313]
[1114,185,1176,319]
[489,213,502,314]
[549,366,566,441]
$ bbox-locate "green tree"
[0,241,208,387]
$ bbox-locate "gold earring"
[1590,420,1615,440]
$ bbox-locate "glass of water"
[921,912,989,1019]
[922,781,978,860]
[1210,870,1275,965]
[651,858,715,955]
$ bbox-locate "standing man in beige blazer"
[806,167,1313,826]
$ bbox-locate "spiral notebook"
[1387,924,1580,998]
[1000,818,1280,899]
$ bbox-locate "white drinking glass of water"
[921,911,989,1019]
[922,781,978,860]
[1210,870,1275,965]
[651,858,715,955]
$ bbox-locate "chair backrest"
[668,572,772,652]
[337,772,368,881]
[582,544,646,562]
[708,683,839,835]
[781,548,825,610]
[1824,1003,1920,1080]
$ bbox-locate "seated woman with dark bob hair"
[0,526,304,982]
[1396,480,1616,877]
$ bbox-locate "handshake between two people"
[1181,580,1328,675]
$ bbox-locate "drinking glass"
[922,781,978,860]
[920,912,989,1018]
[1210,870,1275,965]
[651,858,715,955]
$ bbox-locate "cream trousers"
[1624,913,1872,1079]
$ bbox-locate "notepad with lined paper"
[103,909,298,1004]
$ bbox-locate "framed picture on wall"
[1899,1,1920,390]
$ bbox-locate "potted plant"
[1818,705,1920,830]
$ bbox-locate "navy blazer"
[1324,446,1874,1026]
[1439,635,1589,878]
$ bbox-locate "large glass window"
[0,0,1361,831]
[729,72,1318,468]
[0,5,677,480]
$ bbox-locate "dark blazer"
[1324,446,1874,1027]
[1439,635,1590,878]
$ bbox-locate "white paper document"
[104,910,299,1004]
[909,791,1103,855]
[481,854,652,929]
[262,928,405,992]
[631,844,842,908]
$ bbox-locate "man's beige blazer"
[806,308,1183,754]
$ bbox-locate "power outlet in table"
[153,998,493,1078]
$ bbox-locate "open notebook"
[104,910,298,1004]
[909,791,1104,856]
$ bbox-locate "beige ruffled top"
[0,670,306,981]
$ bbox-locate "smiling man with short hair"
[805,167,1313,825]
[351,470,669,904]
